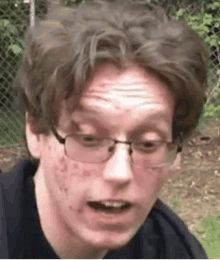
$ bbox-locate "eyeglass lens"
[64,136,178,168]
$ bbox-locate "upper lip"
[88,199,134,205]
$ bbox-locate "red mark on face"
[54,157,69,194]
[54,164,67,193]
[59,157,68,173]
[78,208,83,214]
[82,170,91,178]
[71,163,80,176]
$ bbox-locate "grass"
[168,197,220,258]
[192,212,220,259]
[0,110,24,146]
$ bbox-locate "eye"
[143,141,158,148]
[136,141,162,153]
[78,134,102,146]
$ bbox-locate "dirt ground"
[160,117,220,232]
[0,117,220,233]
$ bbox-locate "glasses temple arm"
[177,130,183,153]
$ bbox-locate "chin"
[85,228,135,250]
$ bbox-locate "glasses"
[50,125,182,169]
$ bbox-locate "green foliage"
[0,0,28,109]
[175,2,220,48]
[175,1,220,121]
[204,103,220,118]
[192,212,220,259]
[0,19,23,56]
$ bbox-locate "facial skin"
[26,62,177,259]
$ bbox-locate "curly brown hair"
[13,0,208,164]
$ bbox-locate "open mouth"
[87,201,131,214]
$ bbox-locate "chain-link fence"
[0,0,47,148]
[0,0,220,149]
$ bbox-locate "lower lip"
[86,204,135,226]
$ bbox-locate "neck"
[33,171,108,259]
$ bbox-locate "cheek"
[134,166,170,198]
[53,156,99,195]
[53,157,69,193]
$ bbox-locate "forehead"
[60,63,174,135]
[78,63,173,113]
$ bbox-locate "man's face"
[29,63,175,250]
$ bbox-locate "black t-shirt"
[0,160,207,258]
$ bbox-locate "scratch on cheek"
[59,157,68,173]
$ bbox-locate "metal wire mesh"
[0,0,220,148]
[0,0,47,147]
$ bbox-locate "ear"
[25,112,42,159]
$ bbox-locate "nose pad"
[108,146,114,153]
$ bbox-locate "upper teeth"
[101,201,126,208]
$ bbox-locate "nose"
[103,143,134,184]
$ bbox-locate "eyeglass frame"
[50,124,183,167]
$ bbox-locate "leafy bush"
[175,1,220,121]
[0,0,28,110]
[0,0,47,111]
[175,2,220,47]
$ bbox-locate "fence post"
[30,0,35,27]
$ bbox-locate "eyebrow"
[72,106,171,139]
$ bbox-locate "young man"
[0,0,208,258]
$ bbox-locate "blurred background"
[0,0,220,149]
[0,0,219,149]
